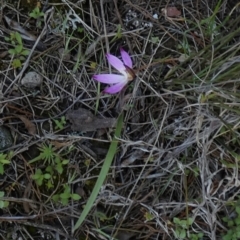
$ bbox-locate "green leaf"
[31,174,39,180]
[12,59,22,68]
[46,180,54,189]
[77,27,84,33]
[175,228,181,238]
[0,154,7,160]
[151,36,159,43]
[222,235,230,240]
[56,164,63,174]
[0,201,5,208]
[180,220,188,228]
[222,217,228,222]
[61,198,69,205]
[29,13,36,18]
[187,217,194,225]
[4,37,10,41]
[0,191,5,198]
[0,164,4,175]
[44,173,51,179]
[71,194,81,200]
[228,220,234,227]
[15,32,22,45]
[0,159,10,164]
[15,44,23,53]
[198,232,204,238]
[73,113,123,231]
[60,192,70,199]
[236,206,240,215]
[174,217,181,224]
[52,194,59,202]
[29,7,44,19]
[36,177,43,186]
[235,217,240,225]
[64,185,71,194]
[35,169,42,176]
[4,201,9,208]
[21,49,30,56]
[46,165,53,174]
[95,211,108,221]
[54,118,66,130]
[62,159,69,165]
[8,49,16,55]
[179,229,186,239]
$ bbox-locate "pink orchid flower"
[93,48,135,94]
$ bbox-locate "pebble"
[0,126,13,150]
[21,71,43,88]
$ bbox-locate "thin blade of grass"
[73,113,124,231]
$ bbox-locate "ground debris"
[14,114,36,135]
[66,108,116,132]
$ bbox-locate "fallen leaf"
[0,51,9,58]
[163,7,181,17]
[51,140,72,149]
[4,16,37,41]
[15,115,36,135]
[66,108,116,132]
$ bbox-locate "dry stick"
[100,0,110,55]
[113,0,132,49]
[3,8,54,95]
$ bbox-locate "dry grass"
[1,0,240,239]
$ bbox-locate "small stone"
[21,71,43,88]
[0,126,13,150]
[153,13,158,19]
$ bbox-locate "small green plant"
[54,116,66,130]
[177,34,191,55]
[0,153,12,175]
[32,169,51,186]
[151,36,159,44]
[52,185,81,206]
[29,144,56,164]
[30,143,71,188]
[29,7,44,19]
[0,191,9,208]
[144,211,155,222]
[200,17,219,39]
[54,156,69,174]
[29,7,44,27]
[222,206,240,240]
[173,217,203,240]
[5,32,30,68]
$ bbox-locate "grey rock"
[21,71,43,88]
[0,126,13,150]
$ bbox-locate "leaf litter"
[66,108,116,132]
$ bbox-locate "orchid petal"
[93,74,126,84]
[120,48,132,68]
[106,53,126,74]
[103,81,127,94]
